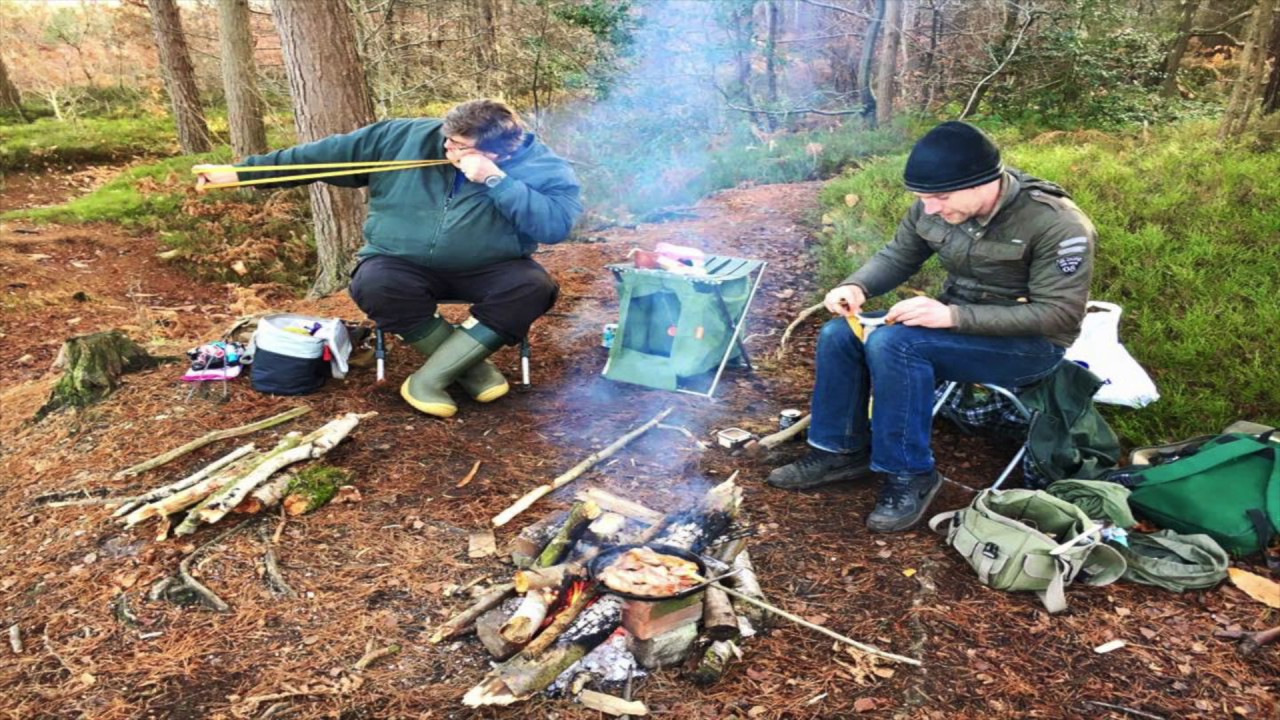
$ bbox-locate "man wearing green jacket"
[768,121,1097,533]
[197,99,582,417]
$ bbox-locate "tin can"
[602,323,618,349]
[779,408,803,430]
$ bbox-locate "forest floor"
[0,168,1276,720]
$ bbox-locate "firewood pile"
[432,476,767,712]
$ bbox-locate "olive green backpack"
[930,489,1127,613]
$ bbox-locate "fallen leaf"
[1227,568,1280,608]
[747,707,767,718]
[333,485,361,504]
[854,698,877,713]
[1139,627,1158,640]
[467,531,496,559]
[79,672,96,686]
[844,193,860,207]
[902,568,917,577]
[803,614,829,625]
[873,667,895,679]
[1114,606,1131,617]
[231,260,249,276]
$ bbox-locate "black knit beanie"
[903,121,1003,193]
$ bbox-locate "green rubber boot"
[401,317,509,404]
[401,321,505,418]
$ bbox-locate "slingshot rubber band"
[198,159,454,190]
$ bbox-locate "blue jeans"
[807,319,1065,476]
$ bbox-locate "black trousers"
[349,255,559,345]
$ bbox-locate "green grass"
[0,115,181,170]
[817,121,1280,444]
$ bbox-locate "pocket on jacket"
[971,240,1029,285]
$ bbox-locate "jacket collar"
[977,170,1020,227]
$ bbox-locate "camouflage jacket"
[844,168,1096,347]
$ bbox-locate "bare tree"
[1160,0,1203,98]
[270,0,376,297]
[959,3,1034,120]
[765,1,782,129]
[146,0,212,154]
[857,0,887,125]
[1220,0,1276,138]
[217,0,267,158]
[0,55,26,119]
[1263,4,1280,114]
[875,0,904,126]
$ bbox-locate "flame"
[564,579,590,608]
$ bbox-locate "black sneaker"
[866,471,944,532]
[767,449,872,490]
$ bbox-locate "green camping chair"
[602,255,767,397]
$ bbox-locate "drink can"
[602,323,618,349]
[779,408,803,430]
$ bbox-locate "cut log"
[429,582,516,644]
[38,331,158,418]
[121,451,264,527]
[492,407,674,527]
[702,585,739,641]
[575,488,663,526]
[583,512,628,546]
[515,563,576,594]
[115,406,311,477]
[520,582,599,658]
[500,588,553,645]
[507,509,569,569]
[477,598,525,660]
[725,550,768,629]
[171,433,304,535]
[464,595,623,706]
[233,472,294,515]
[691,639,739,686]
[579,689,648,716]
[534,501,601,567]
[113,444,257,518]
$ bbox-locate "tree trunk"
[218,0,268,158]
[146,0,213,154]
[960,2,1024,119]
[479,0,500,91]
[270,0,376,297]
[1263,5,1280,114]
[875,0,904,126]
[764,1,781,130]
[0,56,26,119]
[857,0,888,126]
[1220,0,1277,139]
[1160,0,1202,98]
[39,331,158,419]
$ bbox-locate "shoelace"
[877,476,914,509]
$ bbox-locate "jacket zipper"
[426,168,457,262]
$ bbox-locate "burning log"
[492,407,674,527]
[464,594,624,706]
[575,488,663,526]
[429,582,516,644]
[501,588,554,645]
[650,475,740,553]
[701,585,739,641]
[478,598,525,660]
[522,581,600,658]
[508,509,570,569]
[691,639,739,686]
[535,501,601,567]
[725,550,768,629]
[515,564,573,594]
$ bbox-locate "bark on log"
[112,443,256,518]
[691,639,738,686]
[39,331,157,418]
[500,589,552,644]
[578,689,648,716]
[726,550,768,629]
[234,472,293,515]
[116,406,311,477]
[508,509,570,569]
[702,585,739,641]
[515,563,576,594]
[519,582,599,658]
[534,501,600,567]
[492,407,674,527]
[575,488,663,526]
[429,583,516,643]
[122,452,264,527]
[478,598,525,660]
[172,434,305,535]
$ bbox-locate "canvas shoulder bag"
[929,489,1126,614]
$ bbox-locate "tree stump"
[39,331,158,418]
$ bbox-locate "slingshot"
[192,158,454,190]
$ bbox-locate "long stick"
[776,302,824,361]
[115,407,312,478]
[112,444,256,518]
[711,583,922,666]
[492,407,674,527]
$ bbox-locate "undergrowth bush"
[0,114,180,170]
[818,121,1280,445]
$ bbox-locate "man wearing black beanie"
[769,121,1097,533]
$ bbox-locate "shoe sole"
[767,465,873,491]
[866,476,946,533]
[400,378,457,418]
[472,381,509,403]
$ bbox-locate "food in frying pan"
[598,546,702,597]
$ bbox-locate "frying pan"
[587,543,710,601]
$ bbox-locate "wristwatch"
[483,173,506,189]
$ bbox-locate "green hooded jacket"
[844,168,1097,347]
[236,118,582,273]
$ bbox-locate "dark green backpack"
[1117,432,1279,557]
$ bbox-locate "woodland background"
[2,0,1278,441]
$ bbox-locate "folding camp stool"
[931,381,1034,489]
[372,313,533,387]
[603,254,767,398]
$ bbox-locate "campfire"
[432,476,767,711]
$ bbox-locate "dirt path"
[0,177,1275,720]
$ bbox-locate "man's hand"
[886,296,954,328]
[455,153,502,184]
[193,164,238,192]
[824,284,866,317]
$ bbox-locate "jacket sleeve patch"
[1057,256,1085,274]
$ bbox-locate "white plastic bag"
[1064,301,1159,408]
